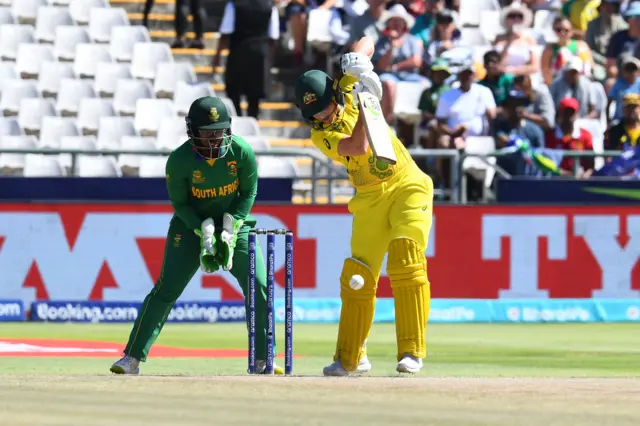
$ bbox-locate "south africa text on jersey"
[191,178,239,199]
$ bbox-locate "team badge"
[192,170,206,184]
[210,108,220,122]
[227,160,238,176]
[173,234,182,248]
[303,92,317,105]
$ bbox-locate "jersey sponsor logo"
[192,170,206,184]
[323,139,331,150]
[227,160,238,176]
[191,178,239,199]
[209,108,220,122]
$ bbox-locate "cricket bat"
[357,91,397,165]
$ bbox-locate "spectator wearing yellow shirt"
[562,0,601,38]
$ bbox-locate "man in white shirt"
[435,59,497,149]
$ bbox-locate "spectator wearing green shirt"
[479,50,515,107]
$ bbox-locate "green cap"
[294,70,335,118]
[431,58,450,73]
[187,96,231,130]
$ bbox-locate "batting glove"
[340,52,373,78]
[353,71,383,100]
[219,213,244,271]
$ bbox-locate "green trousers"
[124,216,270,361]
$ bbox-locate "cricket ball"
[349,275,365,290]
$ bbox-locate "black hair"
[483,50,501,64]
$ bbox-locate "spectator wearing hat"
[608,54,640,122]
[561,0,601,39]
[435,60,497,150]
[347,0,389,49]
[605,2,640,88]
[423,8,461,65]
[550,56,601,119]
[512,74,556,130]
[410,0,460,45]
[585,0,628,63]
[373,4,427,123]
[545,97,595,175]
[541,16,595,85]
[479,50,515,107]
[493,2,540,77]
[605,93,640,159]
[418,59,452,145]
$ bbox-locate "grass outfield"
[0,323,639,425]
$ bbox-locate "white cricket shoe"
[110,355,140,375]
[396,354,423,374]
[323,356,372,376]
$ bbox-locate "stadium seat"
[18,98,57,135]
[243,136,271,151]
[48,0,73,5]
[0,62,17,94]
[16,43,55,78]
[138,155,168,177]
[0,117,23,136]
[231,117,261,137]
[23,153,67,176]
[462,136,497,193]
[131,42,173,80]
[74,155,121,177]
[96,116,137,149]
[258,156,300,178]
[109,25,150,62]
[37,61,74,97]
[154,61,197,98]
[0,135,37,173]
[89,7,129,43]
[39,116,79,148]
[74,43,112,78]
[0,24,35,60]
[307,9,333,45]
[0,7,15,25]
[113,78,154,115]
[58,135,97,170]
[576,118,605,170]
[219,96,238,117]
[460,28,487,47]
[68,0,110,25]
[174,81,214,116]
[56,78,96,116]
[11,0,46,25]
[479,10,502,45]
[134,98,177,136]
[34,6,74,43]
[94,62,132,97]
[0,79,39,116]
[394,81,431,124]
[53,25,90,61]
[156,116,186,150]
[76,98,115,135]
[117,135,157,174]
[459,0,500,27]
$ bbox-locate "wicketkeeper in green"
[110,96,281,375]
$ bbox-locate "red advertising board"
[0,204,638,307]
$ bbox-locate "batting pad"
[387,238,430,361]
[335,257,376,372]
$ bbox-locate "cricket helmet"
[186,96,232,159]
[294,70,344,129]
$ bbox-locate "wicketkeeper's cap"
[294,70,335,119]
[187,96,231,131]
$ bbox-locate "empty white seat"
[156,116,186,150]
[68,0,109,25]
[0,117,23,136]
[174,81,214,115]
[89,7,128,43]
[74,43,112,78]
[459,0,500,27]
[0,7,14,25]
[53,25,90,61]
[244,136,270,151]
[18,98,57,133]
[138,155,168,177]
[113,78,154,115]
[219,96,237,117]
[0,24,35,60]
[0,79,39,115]
[74,155,121,177]
[23,153,67,176]
[131,42,173,80]
[56,78,96,115]
[11,0,47,24]
[479,10,502,45]
[154,61,197,97]
[231,117,261,137]
[109,25,150,62]
[118,135,156,169]
[258,157,299,178]
[76,98,115,134]
[134,98,176,135]
[306,9,333,45]
[0,135,37,170]
[16,43,55,78]
[94,62,132,96]
[37,61,74,96]
[462,136,496,190]
[96,116,137,149]
[0,62,17,93]
[48,0,73,5]
[39,116,79,148]
[35,6,74,43]
[394,81,431,123]
[58,135,97,169]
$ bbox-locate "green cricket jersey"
[165,135,258,230]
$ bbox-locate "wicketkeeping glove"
[219,213,244,271]
[353,71,383,100]
[195,218,219,273]
[340,52,374,78]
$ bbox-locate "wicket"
[247,228,294,375]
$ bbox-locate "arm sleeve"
[219,2,235,35]
[268,6,280,40]
[165,154,203,230]
[229,143,258,221]
[482,86,497,110]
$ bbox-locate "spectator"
[585,0,628,63]
[550,56,601,119]
[424,8,461,65]
[605,2,640,88]
[545,97,595,175]
[494,89,546,175]
[143,0,154,29]
[435,59,497,150]
[411,0,460,45]
[605,93,640,160]
[373,4,426,123]
[608,54,640,122]
[524,0,563,11]
[493,2,540,77]
[479,50,515,107]
[285,0,339,67]
[561,0,601,39]
[418,58,452,148]
[171,0,205,49]
[348,0,388,49]
[541,16,594,85]
[214,0,280,118]
[512,74,556,130]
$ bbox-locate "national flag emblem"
[303,92,317,105]
[210,108,219,122]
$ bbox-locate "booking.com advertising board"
[0,204,638,323]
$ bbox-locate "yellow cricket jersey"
[567,0,600,31]
[310,76,416,190]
